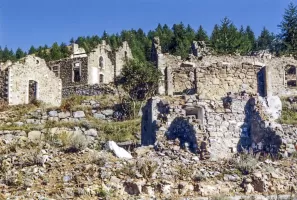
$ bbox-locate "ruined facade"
[0,56,62,106]
[48,41,133,89]
[141,38,297,159]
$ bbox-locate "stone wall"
[196,62,263,100]
[62,84,115,98]
[115,41,133,78]
[87,41,114,85]
[141,95,297,159]
[8,56,62,106]
[0,68,9,101]
[157,52,297,99]
[48,57,88,88]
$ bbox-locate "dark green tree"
[256,27,275,51]
[28,46,37,55]
[117,59,162,118]
[196,25,209,41]
[211,17,241,54]
[15,48,26,59]
[50,42,62,60]
[278,2,297,53]
[245,26,256,50]
[60,42,71,58]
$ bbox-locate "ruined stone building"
[142,37,297,159]
[0,56,62,107]
[48,41,132,89]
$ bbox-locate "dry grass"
[44,118,141,143]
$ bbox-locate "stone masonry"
[141,38,297,159]
[0,56,62,106]
[48,40,133,93]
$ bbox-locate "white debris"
[105,141,133,159]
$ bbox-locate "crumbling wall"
[0,68,9,101]
[266,58,297,96]
[48,57,88,88]
[62,84,115,98]
[8,56,62,106]
[115,41,133,78]
[157,54,182,95]
[197,62,262,100]
[141,94,295,159]
[88,41,114,85]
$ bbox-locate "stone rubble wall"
[0,68,9,101]
[196,63,262,100]
[87,42,114,84]
[115,41,133,78]
[8,56,62,107]
[157,52,297,99]
[142,95,297,159]
[62,84,115,98]
[48,57,88,88]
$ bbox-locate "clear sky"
[0,0,293,51]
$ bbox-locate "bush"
[229,153,258,174]
[69,134,88,152]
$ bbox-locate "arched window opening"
[99,56,104,68]
[124,51,128,61]
[285,65,297,87]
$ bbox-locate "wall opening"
[257,67,266,97]
[285,65,297,87]
[99,74,104,83]
[51,65,60,77]
[73,62,81,82]
[29,80,38,103]
[185,106,204,126]
[99,56,104,68]
[124,51,128,61]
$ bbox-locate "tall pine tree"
[278,2,297,53]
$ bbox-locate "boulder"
[28,131,43,140]
[73,111,85,118]
[105,141,133,159]
[48,111,58,117]
[58,111,71,119]
[94,113,106,120]
[85,129,98,137]
[101,109,114,117]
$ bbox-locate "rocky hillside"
[0,134,296,199]
[0,96,297,199]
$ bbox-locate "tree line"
[1,2,297,62]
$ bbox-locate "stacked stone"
[62,84,115,98]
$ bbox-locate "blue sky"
[0,0,293,51]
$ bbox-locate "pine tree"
[60,42,71,58]
[15,48,26,59]
[257,27,275,51]
[50,42,62,60]
[245,26,256,51]
[28,46,37,55]
[196,25,209,41]
[211,17,241,54]
[278,2,297,53]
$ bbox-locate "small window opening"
[285,65,297,87]
[99,74,104,83]
[51,66,59,77]
[99,56,104,68]
[73,62,81,82]
[124,51,128,60]
[185,106,204,127]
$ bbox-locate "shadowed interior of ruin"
[166,117,198,153]
[237,97,282,158]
